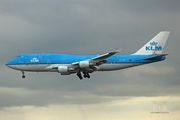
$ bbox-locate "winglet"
[91,48,123,61]
[114,48,123,53]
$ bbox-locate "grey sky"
[0,0,180,119]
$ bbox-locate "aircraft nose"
[6,61,10,66]
[5,59,14,67]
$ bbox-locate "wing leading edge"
[72,48,122,66]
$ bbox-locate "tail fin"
[134,31,170,55]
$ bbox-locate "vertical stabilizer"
[134,31,170,55]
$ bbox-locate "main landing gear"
[77,72,90,80]
[22,71,25,78]
[83,72,90,78]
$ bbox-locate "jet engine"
[79,61,90,68]
[58,65,75,72]
[58,66,69,73]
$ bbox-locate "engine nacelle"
[58,66,75,74]
[79,61,90,68]
[58,66,69,73]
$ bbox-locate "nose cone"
[6,59,15,68]
[6,60,10,66]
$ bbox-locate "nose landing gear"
[22,71,25,78]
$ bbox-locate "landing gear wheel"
[84,74,87,78]
[83,72,90,79]
[22,75,25,78]
[77,72,83,80]
[87,74,90,78]
[21,71,25,79]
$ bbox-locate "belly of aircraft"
[8,64,56,72]
[97,63,141,71]
[8,63,141,72]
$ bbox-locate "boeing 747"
[6,31,170,79]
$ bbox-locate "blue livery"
[6,31,170,79]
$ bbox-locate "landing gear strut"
[22,71,25,78]
[77,72,91,80]
[77,72,83,80]
[83,72,90,78]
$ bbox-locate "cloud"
[0,0,180,119]
[122,64,176,78]
[121,0,180,13]
[1,96,180,120]
[0,87,123,108]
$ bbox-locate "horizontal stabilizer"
[143,54,168,60]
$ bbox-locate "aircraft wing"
[90,48,122,61]
[72,48,122,67]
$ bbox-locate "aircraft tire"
[22,75,25,78]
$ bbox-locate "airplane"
[6,31,170,80]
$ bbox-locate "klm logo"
[30,58,39,62]
[146,41,162,51]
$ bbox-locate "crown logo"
[150,41,158,46]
